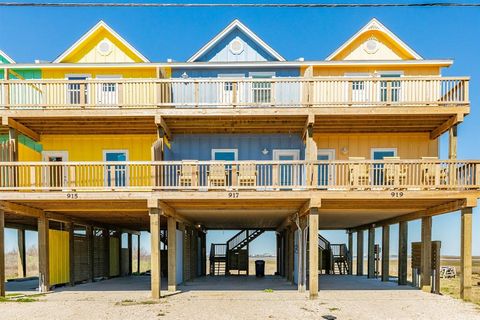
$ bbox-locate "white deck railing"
[0,76,469,109]
[0,160,478,191]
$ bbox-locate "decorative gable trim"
[187,19,285,62]
[54,20,149,63]
[326,18,423,61]
[0,49,15,64]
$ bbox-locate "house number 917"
[228,192,239,198]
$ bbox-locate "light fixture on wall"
[262,148,269,155]
[181,72,189,79]
[341,147,349,155]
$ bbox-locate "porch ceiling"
[11,117,157,135]
[318,198,456,229]
[313,114,449,134]
[163,115,307,134]
[166,199,306,229]
[1,192,473,232]
[3,200,151,231]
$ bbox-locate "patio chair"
[208,162,227,187]
[178,161,198,187]
[384,156,407,187]
[421,157,446,187]
[348,157,370,187]
[237,163,257,187]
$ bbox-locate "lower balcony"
[0,159,478,192]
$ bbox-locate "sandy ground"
[1,275,479,320]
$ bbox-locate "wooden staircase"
[331,244,350,275]
[209,229,265,276]
[318,235,350,275]
[209,244,227,276]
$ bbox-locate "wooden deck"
[0,76,469,109]
[1,159,478,191]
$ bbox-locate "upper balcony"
[0,76,469,137]
[0,76,469,110]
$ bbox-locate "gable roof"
[54,20,149,63]
[187,19,285,62]
[326,18,423,61]
[0,49,15,64]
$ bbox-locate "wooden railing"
[0,160,478,192]
[0,76,469,109]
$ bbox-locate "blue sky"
[1,0,480,256]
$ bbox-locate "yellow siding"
[60,26,145,63]
[42,68,156,79]
[303,65,441,77]
[331,30,415,61]
[18,144,41,161]
[109,237,120,277]
[41,134,156,161]
[41,68,158,106]
[314,133,438,160]
[49,229,70,286]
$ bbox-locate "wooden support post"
[8,127,18,162]
[285,230,290,280]
[367,228,375,278]
[17,229,26,278]
[86,226,94,282]
[421,216,432,291]
[118,232,123,276]
[381,225,390,282]
[305,121,318,187]
[356,231,364,276]
[104,228,110,278]
[68,223,75,286]
[308,209,319,299]
[150,208,162,299]
[128,233,133,275]
[38,214,50,292]
[167,217,177,292]
[288,228,294,284]
[448,125,457,160]
[347,232,353,275]
[137,234,141,274]
[276,233,280,275]
[398,221,408,285]
[460,207,473,301]
[0,210,5,297]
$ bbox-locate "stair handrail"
[210,243,227,260]
[227,230,248,251]
[318,234,331,250]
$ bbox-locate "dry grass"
[357,257,480,306]
[5,247,38,279]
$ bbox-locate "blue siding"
[165,134,304,161]
[172,68,299,79]
[194,27,279,62]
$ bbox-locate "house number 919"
[391,192,404,198]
